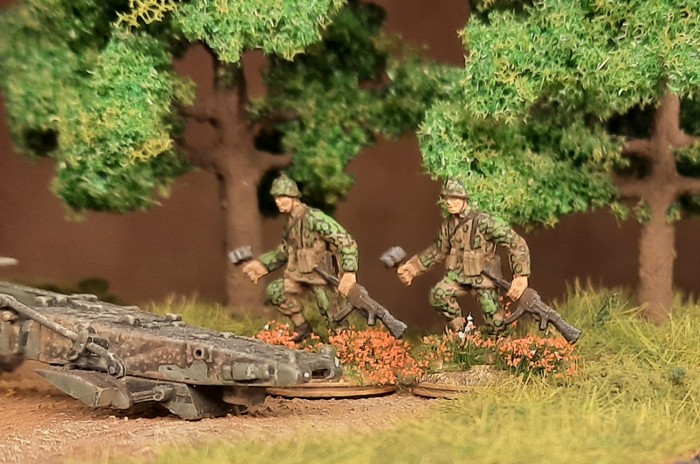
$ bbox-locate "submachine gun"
[229,246,408,339]
[380,246,581,344]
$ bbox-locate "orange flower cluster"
[253,320,323,351]
[417,331,495,371]
[254,322,424,385]
[418,334,454,371]
[416,330,578,379]
[329,327,425,386]
[254,320,298,349]
[497,334,578,378]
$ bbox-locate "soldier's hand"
[242,260,268,284]
[507,275,529,300]
[397,263,416,286]
[338,272,357,297]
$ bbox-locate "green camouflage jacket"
[258,205,358,281]
[418,209,530,284]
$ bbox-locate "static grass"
[132,285,700,464]
[142,379,700,464]
[145,295,269,337]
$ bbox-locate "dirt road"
[0,362,433,464]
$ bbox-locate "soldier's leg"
[429,277,469,331]
[312,285,332,328]
[266,278,311,340]
[474,287,504,330]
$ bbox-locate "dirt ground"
[0,362,435,464]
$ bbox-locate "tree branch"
[615,177,646,200]
[675,177,700,197]
[252,110,299,133]
[622,139,654,160]
[180,101,218,125]
[669,131,696,150]
[256,151,293,172]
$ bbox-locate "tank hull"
[0,282,342,419]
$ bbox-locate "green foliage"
[0,2,192,212]
[252,3,454,208]
[253,3,388,207]
[54,30,192,212]
[0,0,358,215]
[419,0,700,227]
[381,56,463,138]
[461,0,700,121]
[420,104,619,225]
[173,0,346,63]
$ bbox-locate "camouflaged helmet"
[440,178,469,199]
[270,174,301,198]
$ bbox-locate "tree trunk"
[180,55,294,316]
[638,198,675,323]
[183,81,292,315]
[217,150,268,316]
[632,94,687,322]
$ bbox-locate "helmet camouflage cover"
[440,178,469,199]
[270,174,301,198]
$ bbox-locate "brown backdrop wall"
[1,0,698,330]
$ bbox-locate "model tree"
[419,0,700,322]
[0,0,432,312]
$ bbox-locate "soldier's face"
[444,197,466,215]
[275,196,295,213]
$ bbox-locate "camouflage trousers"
[429,276,502,326]
[266,278,333,325]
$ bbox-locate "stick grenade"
[228,246,253,265]
[380,246,408,270]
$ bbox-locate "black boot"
[291,322,313,343]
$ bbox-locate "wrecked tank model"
[0,281,342,419]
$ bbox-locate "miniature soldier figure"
[242,175,358,341]
[396,178,531,332]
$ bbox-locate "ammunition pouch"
[462,251,484,277]
[447,251,498,278]
[445,253,460,271]
[296,242,326,273]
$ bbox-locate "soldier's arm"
[257,243,289,272]
[481,215,531,276]
[416,221,451,271]
[308,210,358,272]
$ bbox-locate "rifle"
[229,246,408,339]
[481,269,582,344]
[313,267,407,339]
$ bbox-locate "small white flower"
[465,313,476,333]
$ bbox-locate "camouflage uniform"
[256,177,358,325]
[411,179,530,327]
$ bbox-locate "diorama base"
[265,380,397,399]
[412,365,505,399]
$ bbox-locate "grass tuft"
[145,295,269,337]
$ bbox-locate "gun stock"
[482,270,582,344]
